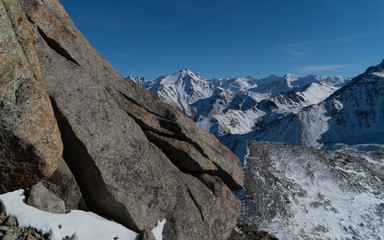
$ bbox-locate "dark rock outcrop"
[0,0,243,239]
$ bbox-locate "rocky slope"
[242,141,384,240]
[0,0,243,239]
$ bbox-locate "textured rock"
[26,182,66,214]
[41,159,86,211]
[141,229,156,240]
[2,0,244,239]
[228,220,279,240]
[0,0,63,193]
[114,87,243,190]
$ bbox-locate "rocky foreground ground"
[0,202,48,240]
[228,220,278,240]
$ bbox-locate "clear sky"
[60,0,384,80]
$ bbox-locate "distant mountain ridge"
[254,60,384,149]
[129,69,351,137]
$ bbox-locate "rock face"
[26,182,66,214]
[0,0,243,239]
[39,159,87,211]
[243,141,384,240]
[0,0,63,193]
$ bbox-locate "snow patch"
[151,219,166,240]
[0,190,166,240]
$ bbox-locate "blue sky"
[61,0,384,80]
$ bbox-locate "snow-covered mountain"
[146,69,214,117]
[254,60,384,149]
[127,76,152,88]
[132,64,384,239]
[243,141,384,240]
[134,69,350,137]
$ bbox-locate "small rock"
[5,217,17,227]
[3,231,20,240]
[63,234,76,240]
[0,225,10,231]
[25,234,37,240]
[141,229,156,240]
[27,182,66,214]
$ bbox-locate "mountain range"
[132,61,384,239]
[128,69,351,138]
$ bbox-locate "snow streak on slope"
[243,141,384,240]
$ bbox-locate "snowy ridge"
[137,69,350,137]
[148,69,214,117]
[127,76,152,88]
[254,60,384,149]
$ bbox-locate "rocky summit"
[0,0,243,239]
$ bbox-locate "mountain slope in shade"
[243,141,384,240]
[254,60,384,149]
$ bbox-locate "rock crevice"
[36,25,80,66]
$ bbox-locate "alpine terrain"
[254,60,384,150]
[133,61,384,239]
[131,69,350,137]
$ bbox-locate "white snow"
[372,71,384,77]
[151,219,166,240]
[0,190,166,240]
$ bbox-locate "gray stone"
[41,159,87,211]
[3,232,20,240]
[0,225,9,231]
[4,217,17,227]
[27,182,66,213]
[141,229,156,240]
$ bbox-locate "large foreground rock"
[2,0,243,239]
[0,0,62,193]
